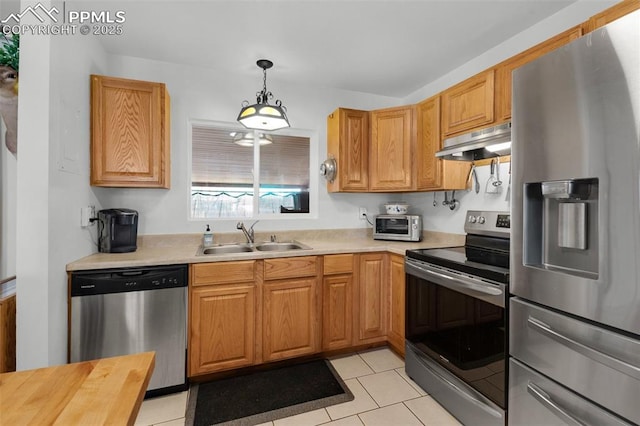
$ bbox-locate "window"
[190,121,311,219]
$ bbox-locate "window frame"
[187,119,318,222]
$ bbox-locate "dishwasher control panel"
[71,264,188,296]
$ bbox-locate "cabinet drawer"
[324,254,354,275]
[510,297,640,424]
[509,358,630,425]
[192,261,255,286]
[264,256,317,280]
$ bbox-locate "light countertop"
[66,229,465,271]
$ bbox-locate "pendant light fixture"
[231,131,273,147]
[237,59,290,131]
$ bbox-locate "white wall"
[16,0,107,368]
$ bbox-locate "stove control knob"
[478,216,486,224]
[468,215,477,223]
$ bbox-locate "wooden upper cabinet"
[416,96,470,191]
[370,106,415,191]
[584,0,639,32]
[441,70,495,136]
[326,108,369,192]
[495,25,583,122]
[90,75,170,188]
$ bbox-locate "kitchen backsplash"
[397,161,511,235]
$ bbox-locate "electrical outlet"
[359,207,368,220]
[81,206,96,227]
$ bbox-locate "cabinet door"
[370,106,415,191]
[327,108,369,192]
[90,75,170,188]
[356,253,387,342]
[441,70,495,136]
[263,278,320,361]
[495,26,583,122]
[387,254,405,356]
[189,285,255,376]
[322,274,353,350]
[416,96,470,191]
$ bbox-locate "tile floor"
[135,347,461,426]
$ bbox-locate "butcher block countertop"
[0,352,155,425]
[67,228,465,271]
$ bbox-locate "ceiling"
[79,1,580,98]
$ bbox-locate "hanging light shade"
[231,132,273,147]
[237,59,290,131]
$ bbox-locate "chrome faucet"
[236,220,259,244]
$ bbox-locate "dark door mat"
[185,359,354,426]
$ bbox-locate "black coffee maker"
[98,209,139,253]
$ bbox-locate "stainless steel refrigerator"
[510,10,639,426]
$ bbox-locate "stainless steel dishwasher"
[70,264,188,397]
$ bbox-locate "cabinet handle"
[527,316,640,380]
[526,381,586,426]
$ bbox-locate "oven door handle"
[406,260,503,296]
[417,351,504,419]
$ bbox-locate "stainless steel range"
[405,210,510,426]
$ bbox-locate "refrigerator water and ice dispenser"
[523,178,599,278]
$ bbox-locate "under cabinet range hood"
[436,122,511,161]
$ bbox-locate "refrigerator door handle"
[527,381,587,426]
[527,316,640,380]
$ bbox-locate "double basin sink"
[197,240,312,256]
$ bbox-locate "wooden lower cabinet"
[262,256,321,362]
[188,252,410,376]
[189,261,257,376]
[356,253,387,343]
[189,284,255,375]
[322,254,355,350]
[387,254,406,355]
[263,277,320,361]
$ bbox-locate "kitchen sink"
[254,241,312,251]
[197,240,312,256]
[199,243,254,255]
